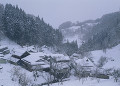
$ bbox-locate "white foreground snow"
[43,76,119,86]
[0,64,19,86]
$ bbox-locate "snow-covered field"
[43,76,119,86]
[0,63,120,86]
[0,63,47,86]
[0,64,19,86]
[0,38,50,86]
[91,44,120,69]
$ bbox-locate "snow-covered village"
[0,0,120,86]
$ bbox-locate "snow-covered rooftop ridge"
[56,62,69,69]
[22,52,46,65]
[8,56,19,63]
[86,22,98,26]
[75,57,94,67]
[40,64,50,68]
[22,52,69,65]
[71,53,83,58]
[49,54,70,61]
[11,49,26,56]
[68,26,80,32]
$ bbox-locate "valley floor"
[0,39,120,86]
[0,63,120,86]
[43,77,120,86]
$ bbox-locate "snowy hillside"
[59,21,98,46]
[0,64,19,86]
[91,44,120,69]
[0,38,70,86]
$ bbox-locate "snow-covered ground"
[43,76,119,86]
[0,63,49,86]
[0,63,120,86]
[91,44,120,69]
[0,38,120,86]
[0,64,19,86]
[0,38,69,86]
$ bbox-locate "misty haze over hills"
[59,11,120,52]
[1,3,120,55]
[0,0,120,28]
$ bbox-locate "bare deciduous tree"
[98,56,107,68]
[10,66,33,86]
[39,71,53,86]
[113,69,120,82]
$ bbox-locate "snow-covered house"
[0,46,10,55]
[70,53,83,59]
[47,54,71,78]
[50,54,70,62]
[8,56,20,65]
[8,50,30,65]
[20,53,50,71]
[0,46,8,52]
[11,50,30,59]
[74,57,95,74]
[73,57,109,79]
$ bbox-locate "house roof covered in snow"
[71,53,82,58]
[49,54,70,62]
[8,56,19,63]
[75,57,95,67]
[11,49,27,57]
[21,51,70,69]
[56,62,70,69]
[22,52,47,65]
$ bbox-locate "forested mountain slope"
[79,12,120,52]
[0,4,63,46]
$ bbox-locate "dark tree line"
[0,4,63,46]
[0,3,79,56]
[80,12,120,52]
[60,40,78,56]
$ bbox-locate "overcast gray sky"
[0,0,120,28]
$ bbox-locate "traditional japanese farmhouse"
[8,50,30,65]
[75,57,95,75]
[20,52,50,71]
[48,54,71,78]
